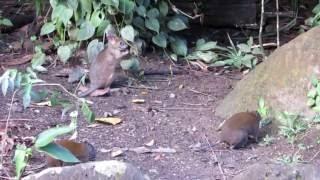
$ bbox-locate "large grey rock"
[233,162,320,180]
[23,160,149,180]
[215,27,320,120]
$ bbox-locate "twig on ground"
[203,135,227,180]
[187,87,210,96]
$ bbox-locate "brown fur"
[79,34,129,97]
[220,111,261,149]
[46,140,96,167]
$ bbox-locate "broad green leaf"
[313,4,320,14]
[80,0,92,15]
[49,0,58,7]
[136,5,146,17]
[13,144,32,179]
[57,46,72,63]
[119,0,135,14]
[35,123,76,148]
[1,77,8,96]
[196,39,206,47]
[96,20,110,37]
[307,89,317,98]
[1,18,13,26]
[76,21,95,41]
[237,44,251,53]
[211,61,227,67]
[167,17,188,31]
[120,25,135,42]
[307,98,316,107]
[170,37,187,56]
[136,0,144,6]
[40,22,56,35]
[120,57,140,71]
[316,84,320,95]
[170,54,178,61]
[311,75,319,87]
[247,37,253,47]
[147,8,159,19]
[143,0,150,7]
[23,84,32,108]
[145,18,159,33]
[81,101,95,123]
[38,142,80,163]
[152,32,167,48]
[52,4,73,26]
[195,51,218,63]
[316,96,320,106]
[101,0,119,7]
[31,48,47,72]
[258,97,265,108]
[87,39,104,62]
[90,10,105,27]
[124,12,134,24]
[67,0,79,10]
[159,1,168,16]
[196,41,218,51]
[252,47,262,55]
[133,16,145,30]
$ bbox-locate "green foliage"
[259,134,275,146]
[257,97,269,119]
[307,75,320,112]
[0,16,13,27]
[277,151,302,165]
[186,39,220,64]
[219,36,262,69]
[305,3,320,27]
[13,144,32,179]
[277,111,307,144]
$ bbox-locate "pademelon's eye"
[120,41,125,47]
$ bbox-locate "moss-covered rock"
[216,27,320,120]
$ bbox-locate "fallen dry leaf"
[129,147,151,154]
[111,147,126,157]
[151,147,176,153]
[96,117,122,125]
[34,101,51,106]
[87,123,100,128]
[145,139,155,147]
[132,99,145,104]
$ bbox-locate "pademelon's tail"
[78,87,97,97]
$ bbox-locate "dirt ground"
[1,56,320,180]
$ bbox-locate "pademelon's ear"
[104,25,117,44]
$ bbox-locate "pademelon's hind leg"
[89,87,110,97]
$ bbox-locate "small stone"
[169,93,176,98]
[34,109,40,113]
[112,109,121,115]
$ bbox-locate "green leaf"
[1,77,8,96]
[50,0,58,7]
[307,89,317,98]
[119,0,135,14]
[159,1,168,16]
[237,44,251,53]
[76,21,95,41]
[101,0,119,7]
[57,46,72,63]
[35,123,76,148]
[52,4,73,26]
[313,4,320,14]
[195,51,217,63]
[136,0,144,6]
[167,17,188,31]
[211,61,227,67]
[90,10,105,27]
[80,0,92,15]
[87,39,104,62]
[311,75,319,87]
[316,84,320,95]
[81,102,95,123]
[247,37,253,47]
[67,0,79,10]
[23,84,32,108]
[96,20,110,37]
[147,8,159,19]
[120,25,135,42]
[152,32,167,48]
[196,41,217,51]
[307,98,316,107]
[145,18,159,33]
[13,144,32,179]
[31,47,47,72]
[120,57,140,71]
[136,5,146,17]
[1,18,13,26]
[40,22,56,35]
[38,142,80,163]
[133,16,145,30]
[170,37,187,56]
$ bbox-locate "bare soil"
[1,57,320,180]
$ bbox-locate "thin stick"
[203,135,226,180]
[0,118,33,122]
[276,0,280,47]
[259,0,265,58]
[0,90,18,164]
[187,88,210,96]
[158,107,210,111]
